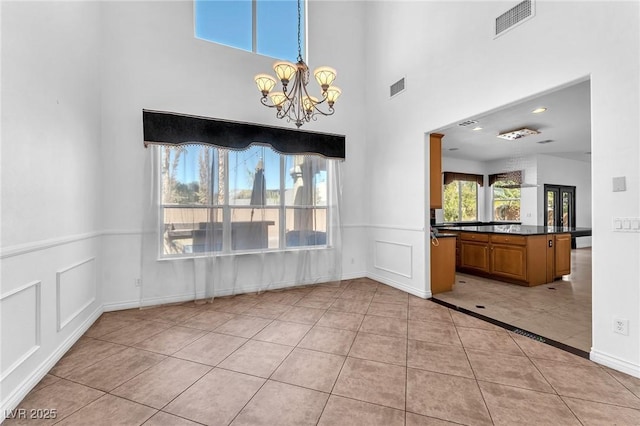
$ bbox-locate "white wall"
[1,0,368,414]
[98,0,368,309]
[364,0,639,375]
[1,0,104,414]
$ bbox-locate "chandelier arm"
[260,97,284,109]
[298,77,334,117]
[285,79,301,123]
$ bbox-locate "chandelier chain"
[297,0,303,62]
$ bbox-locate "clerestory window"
[194,0,304,62]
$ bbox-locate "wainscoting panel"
[0,281,41,382]
[56,257,96,331]
[374,240,413,278]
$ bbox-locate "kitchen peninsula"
[436,224,575,287]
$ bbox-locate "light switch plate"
[614,217,640,232]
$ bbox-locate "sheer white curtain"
[140,144,342,307]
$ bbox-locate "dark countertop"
[436,224,592,236]
[433,232,458,238]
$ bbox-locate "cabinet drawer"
[460,232,489,242]
[490,235,527,246]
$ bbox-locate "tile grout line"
[452,312,496,425]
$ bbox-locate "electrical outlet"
[134,278,142,287]
[614,318,629,336]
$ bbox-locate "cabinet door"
[460,241,489,272]
[431,237,456,294]
[490,244,527,281]
[554,233,572,277]
[429,133,443,209]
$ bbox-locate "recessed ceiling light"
[532,107,547,114]
[457,120,478,127]
[472,126,483,131]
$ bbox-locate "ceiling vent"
[497,128,540,140]
[458,119,479,127]
[390,78,405,98]
[495,0,535,37]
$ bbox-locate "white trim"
[56,258,97,332]
[366,272,430,299]
[101,229,142,237]
[0,306,103,418]
[367,224,424,232]
[342,223,368,229]
[590,349,640,379]
[340,270,368,281]
[0,231,102,259]
[103,299,142,312]
[374,240,413,279]
[0,281,42,383]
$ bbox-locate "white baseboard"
[366,272,431,299]
[340,270,368,281]
[590,349,640,379]
[103,274,369,312]
[1,305,104,420]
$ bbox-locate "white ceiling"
[434,79,592,163]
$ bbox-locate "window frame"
[443,179,479,223]
[491,181,522,222]
[194,0,305,62]
[158,146,330,259]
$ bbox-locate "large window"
[161,145,328,257]
[443,172,482,223]
[194,0,303,62]
[490,171,521,221]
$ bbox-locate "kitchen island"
[435,224,578,286]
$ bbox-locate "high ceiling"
[435,79,592,163]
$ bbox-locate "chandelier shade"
[254,0,341,128]
[269,92,287,109]
[313,66,337,90]
[255,74,277,96]
[273,61,298,84]
[325,86,342,106]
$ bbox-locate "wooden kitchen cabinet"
[453,231,569,286]
[429,133,443,209]
[554,233,572,277]
[431,236,456,294]
[490,243,527,281]
[489,234,527,281]
[460,241,490,273]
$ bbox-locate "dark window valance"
[142,110,345,160]
[489,170,522,186]
[443,172,484,187]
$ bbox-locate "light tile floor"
[7,275,640,425]
[435,248,592,352]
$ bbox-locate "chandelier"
[254,0,341,128]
